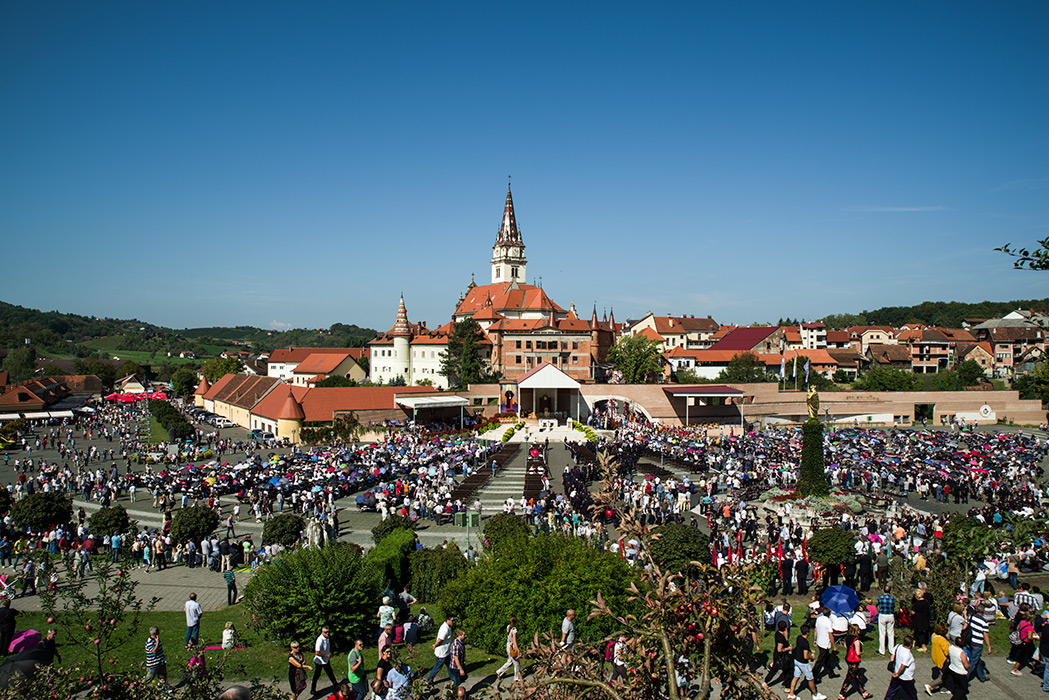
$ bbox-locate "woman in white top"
[222,622,236,650]
[946,635,970,700]
[495,615,522,682]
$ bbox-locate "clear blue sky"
[2,2,1047,333]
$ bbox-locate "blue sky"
[2,2,1047,333]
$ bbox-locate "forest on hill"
[815,298,1049,330]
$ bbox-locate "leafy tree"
[169,505,219,543]
[716,351,768,383]
[170,367,198,397]
[201,356,245,383]
[440,317,495,389]
[482,512,532,551]
[439,533,640,654]
[673,368,714,384]
[1,345,37,383]
[931,370,963,391]
[11,492,72,530]
[1015,360,1049,405]
[0,488,10,515]
[332,412,364,443]
[315,375,356,387]
[243,542,381,653]
[116,360,144,381]
[819,312,868,329]
[74,357,117,391]
[647,522,710,576]
[832,369,850,383]
[41,555,159,679]
[371,514,416,544]
[996,236,1049,270]
[806,527,855,566]
[853,366,922,391]
[607,333,662,384]
[956,358,986,385]
[386,375,407,386]
[263,513,306,547]
[409,543,468,603]
[365,527,416,590]
[89,505,131,537]
[796,419,829,496]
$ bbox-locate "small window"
[516,341,521,349]
[526,341,532,350]
[496,268,501,278]
[516,356,522,364]
[572,341,579,350]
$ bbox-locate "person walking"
[1007,609,1036,676]
[310,626,338,696]
[287,641,312,700]
[911,590,931,652]
[837,624,872,700]
[788,624,826,700]
[184,592,203,647]
[884,636,917,700]
[347,638,368,700]
[763,620,793,690]
[145,626,167,685]
[813,607,837,682]
[965,599,993,684]
[876,587,896,656]
[427,614,455,685]
[924,624,951,694]
[224,569,237,606]
[495,615,522,683]
[450,628,468,690]
[561,609,576,649]
[943,634,970,700]
[610,633,629,684]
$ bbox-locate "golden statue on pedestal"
[806,385,820,419]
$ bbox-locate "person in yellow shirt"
[924,624,951,695]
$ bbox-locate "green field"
[18,600,504,686]
[148,416,170,444]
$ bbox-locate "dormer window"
[511,266,518,278]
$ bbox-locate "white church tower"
[490,183,527,284]
[391,294,411,381]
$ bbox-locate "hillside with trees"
[818,298,1049,329]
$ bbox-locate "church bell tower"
[491,182,527,284]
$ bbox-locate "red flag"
[802,534,809,561]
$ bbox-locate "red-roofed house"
[267,347,369,381]
[624,313,720,351]
[709,326,784,354]
[289,350,368,386]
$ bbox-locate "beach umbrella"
[822,585,859,616]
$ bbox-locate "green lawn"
[18,601,508,686]
[148,416,170,444]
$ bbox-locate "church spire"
[391,294,410,336]
[495,181,522,246]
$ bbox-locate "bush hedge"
[365,528,416,591]
[11,492,72,531]
[243,542,380,653]
[482,513,531,551]
[409,543,468,603]
[169,505,219,544]
[371,515,415,544]
[263,513,306,547]
[796,419,829,496]
[148,399,194,442]
[440,534,640,654]
[89,505,131,537]
[648,522,710,576]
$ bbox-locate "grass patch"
[148,416,170,444]
[17,601,508,685]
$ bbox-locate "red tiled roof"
[202,374,238,401]
[193,376,210,396]
[299,386,432,422]
[636,327,665,342]
[710,326,779,352]
[647,315,720,334]
[252,384,308,421]
[292,351,357,375]
[267,347,358,364]
[454,282,565,317]
[826,330,849,344]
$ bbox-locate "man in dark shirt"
[0,600,17,656]
[782,555,795,596]
[789,625,826,700]
[39,628,61,663]
[796,559,810,595]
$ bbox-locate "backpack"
[605,639,616,661]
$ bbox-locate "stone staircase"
[474,450,529,513]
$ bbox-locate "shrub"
[169,505,219,544]
[89,505,131,537]
[263,513,306,547]
[796,419,829,497]
[243,542,380,652]
[147,399,194,442]
[371,515,415,544]
[409,543,468,603]
[11,492,72,531]
[0,486,11,515]
[439,534,640,654]
[366,528,416,591]
[806,527,855,566]
[482,513,531,551]
[648,522,710,576]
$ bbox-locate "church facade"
[368,184,615,386]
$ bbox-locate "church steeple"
[491,180,527,284]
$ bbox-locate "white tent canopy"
[395,396,470,409]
